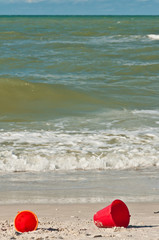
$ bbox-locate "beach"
[0,169,159,239]
[0,202,159,240]
[0,168,159,239]
[0,15,159,239]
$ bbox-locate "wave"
[0,77,102,121]
[0,108,159,172]
[89,34,159,46]
[132,109,159,116]
[5,33,158,49]
[147,34,159,40]
[0,124,159,172]
[89,34,153,46]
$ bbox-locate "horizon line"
[0,14,159,17]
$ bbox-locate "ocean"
[0,16,159,204]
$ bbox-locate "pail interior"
[111,200,130,227]
[14,211,38,232]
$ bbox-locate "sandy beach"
[0,202,159,240]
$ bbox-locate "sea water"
[0,16,159,203]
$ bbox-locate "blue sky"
[0,0,159,15]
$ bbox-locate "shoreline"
[0,202,159,239]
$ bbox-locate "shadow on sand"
[128,225,159,229]
[37,227,60,232]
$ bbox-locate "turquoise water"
[0,16,159,172]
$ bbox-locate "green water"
[0,16,159,121]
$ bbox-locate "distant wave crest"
[147,34,159,40]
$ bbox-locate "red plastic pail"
[93,199,130,228]
[14,210,38,233]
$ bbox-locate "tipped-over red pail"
[14,210,38,233]
[93,199,130,228]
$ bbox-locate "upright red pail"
[14,210,38,233]
[93,199,130,228]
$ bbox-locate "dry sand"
[0,202,159,240]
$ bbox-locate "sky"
[0,0,159,15]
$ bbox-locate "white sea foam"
[89,35,143,45]
[147,34,159,40]
[132,109,159,117]
[0,124,159,172]
[1,109,159,172]
[122,60,159,66]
